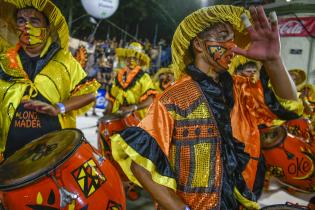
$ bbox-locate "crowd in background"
[71,37,172,91]
[70,36,172,116]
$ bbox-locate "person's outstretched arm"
[22,93,95,116]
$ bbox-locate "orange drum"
[122,112,141,127]
[0,129,126,210]
[285,118,314,146]
[97,113,125,155]
[260,123,315,192]
[97,112,140,156]
[97,112,141,200]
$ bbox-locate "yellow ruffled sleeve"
[269,82,304,125]
[68,55,101,115]
[107,82,124,113]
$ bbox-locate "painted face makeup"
[17,22,48,47]
[16,8,49,49]
[204,39,236,69]
[126,57,139,69]
[197,22,236,70]
[159,73,174,90]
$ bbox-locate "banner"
[95,89,107,109]
[278,17,315,37]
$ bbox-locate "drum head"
[260,126,287,150]
[99,113,123,123]
[0,129,83,190]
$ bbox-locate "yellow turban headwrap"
[171,5,252,79]
[0,0,69,49]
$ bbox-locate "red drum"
[97,112,141,200]
[97,112,140,156]
[260,123,315,193]
[0,129,126,210]
[122,112,141,127]
[285,118,314,146]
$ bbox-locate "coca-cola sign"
[278,17,315,37]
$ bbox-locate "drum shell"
[97,112,140,153]
[122,112,140,127]
[1,142,126,210]
[285,118,313,144]
[98,113,140,182]
[262,133,315,192]
[98,117,125,139]
[97,115,124,155]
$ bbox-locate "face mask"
[17,22,48,47]
[127,57,139,69]
[201,39,236,69]
[159,79,171,90]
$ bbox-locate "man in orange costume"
[111,5,298,210]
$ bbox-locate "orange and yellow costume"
[230,56,301,195]
[111,6,260,210]
[111,5,300,210]
[108,43,157,118]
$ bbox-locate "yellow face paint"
[17,22,47,47]
[126,57,139,69]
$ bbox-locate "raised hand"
[22,99,60,116]
[233,6,280,62]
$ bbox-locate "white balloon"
[81,0,119,19]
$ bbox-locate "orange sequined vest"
[159,76,223,210]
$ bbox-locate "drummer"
[105,42,158,119]
[288,69,315,129]
[0,0,100,161]
[153,65,175,93]
[230,56,301,197]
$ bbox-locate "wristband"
[56,102,66,114]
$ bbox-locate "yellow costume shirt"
[0,44,100,154]
[107,66,157,119]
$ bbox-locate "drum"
[0,129,126,210]
[260,124,315,192]
[97,112,140,155]
[97,113,125,156]
[97,112,141,200]
[122,112,141,127]
[285,118,314,146]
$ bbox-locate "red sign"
[278,17,315,37]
